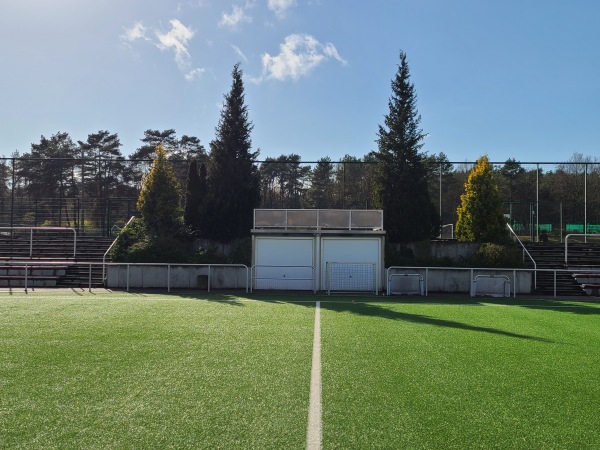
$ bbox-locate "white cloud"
[267,0,296,17]
[185,68,206,81]
[231,44,248,62]
[219,5,252,28]
[155,19,195,69]
[123,19,205,82]
[258,34,347,82]
[120,21,150,43]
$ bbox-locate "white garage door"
[320,238,381,291]
[254,237,315,290]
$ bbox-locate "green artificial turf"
[0,292,314,449]
[2,292,600,449]
[320,299,600,449]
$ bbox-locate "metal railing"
[1,261,597,299]
[383,266,598,299]
[250,265,316,293]
[0,226,77,258]
[253,209,384,230]
[507,223,537,289]
[0,260,93,292]
[107,263,249,293]
[102,216,136,281]
[0,261,250,293]
[564,233,600,265]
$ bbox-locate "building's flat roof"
[253,209,384,232]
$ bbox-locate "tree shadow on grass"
[119,289,247,306]
[516,301,600,316]
[128,290,599,341]
[170,291,556,342]
[319,301,555,343]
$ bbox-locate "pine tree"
[184,159,207,231]
[456,155,507,243]
[373,51,437,243]
[305,157,335,208]
[203,63,260,241]
[136,145,183,237]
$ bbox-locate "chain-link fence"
[1,157,599,241]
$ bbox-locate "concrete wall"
[405,240,480,261]
[106,265,248,290]
[387,267,533,295]
[105,263,533,296]
[429,241,480,260]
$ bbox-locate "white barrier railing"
[0,262,592,299]
[0,261,249,294]
[250,265,316,293]
[0,226,77,258]
[384,266,592,299]
[470,274,511,298]
[102,216,136,281]
[108,263,249,293]
[0,260,91,292]
[564,233,600,265]
[387,271,424,296]
[506,223,536,289]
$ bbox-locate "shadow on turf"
[319,301,556,343]
[170,292,560,342]
[516,302,600,315]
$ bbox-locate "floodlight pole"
[439,162,442,234]
[10,158,15,231]
[584,163,588,243]
[536,163,539,242]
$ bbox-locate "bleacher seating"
[0,231,114,288]
[524,241,600,296]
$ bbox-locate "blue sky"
[1,0,600,163]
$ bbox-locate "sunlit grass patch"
[321,300,600,449]
[0,293,314,449]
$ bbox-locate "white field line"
[306,301,322,450]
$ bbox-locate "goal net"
[470,275,511,298]
[326,262,376,294]
[387,273,424,296]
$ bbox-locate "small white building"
[251,209,385,293]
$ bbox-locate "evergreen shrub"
[473,243,524,268]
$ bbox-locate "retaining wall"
[106,265,248,290]
[388,268,533,294]
[105,264,533,295]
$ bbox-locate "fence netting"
[1,157,599,240]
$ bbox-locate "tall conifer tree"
[136,145,183,237]
[204,63,259,241]
[184,159,207,232]
[373,51,437,242]
[456,155,507,243]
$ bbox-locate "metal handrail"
[506,223,536,289]
[250,265,316,293]
[107,262,249,292]
[102,216,136,282]
[0,260,249,293]
[0,226,77,258]
[437,224,454,239]
[564,233,600,265]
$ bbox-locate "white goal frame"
[470,274,511,298]
[326,262,377,295]
[387,273,424,296]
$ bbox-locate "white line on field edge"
[306,301,322,450]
